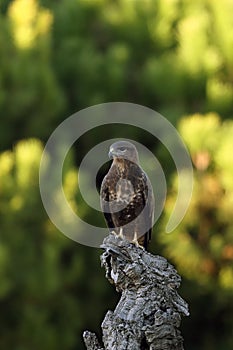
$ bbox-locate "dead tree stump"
[83,234,189,350]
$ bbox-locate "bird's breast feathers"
[115,179,134,203]
[106,174,148,209]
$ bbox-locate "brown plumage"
[100,141,154,250]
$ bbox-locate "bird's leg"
[110,230,117,236]
[132,232,145,250]
[118,227,124,239]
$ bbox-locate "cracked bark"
[83,234,189,350]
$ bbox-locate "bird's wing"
[146,173,154,242]
[100,176,115,229]
[137,171,154,249]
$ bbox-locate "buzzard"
[100,141,154,250]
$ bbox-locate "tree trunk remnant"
[83,233,189,350]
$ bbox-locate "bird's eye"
[119,147,126,151]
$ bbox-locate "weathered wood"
[83,233,189,350]
[83,331,104,350]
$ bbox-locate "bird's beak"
[108,150,113,159]
[108,148,115,159]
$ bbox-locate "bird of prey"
[100,141,154,250]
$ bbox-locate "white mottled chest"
[116,179,135,203]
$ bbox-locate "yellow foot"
[132,232,145,249]
[131,239,145,249]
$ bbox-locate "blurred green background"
[1,0,233,349]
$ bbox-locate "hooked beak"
[108,149,114,159]
[108,147,121,159]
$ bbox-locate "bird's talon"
[131,239,144,250]
[111,230,117,236]
[118,228,124,239]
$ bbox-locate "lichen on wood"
[83,233,189,350]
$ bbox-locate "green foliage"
[0,0,66,151]
[159,114,233,348]
[1,0,233,151]
[0,139,114,349]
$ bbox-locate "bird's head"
[108,141,139,164]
